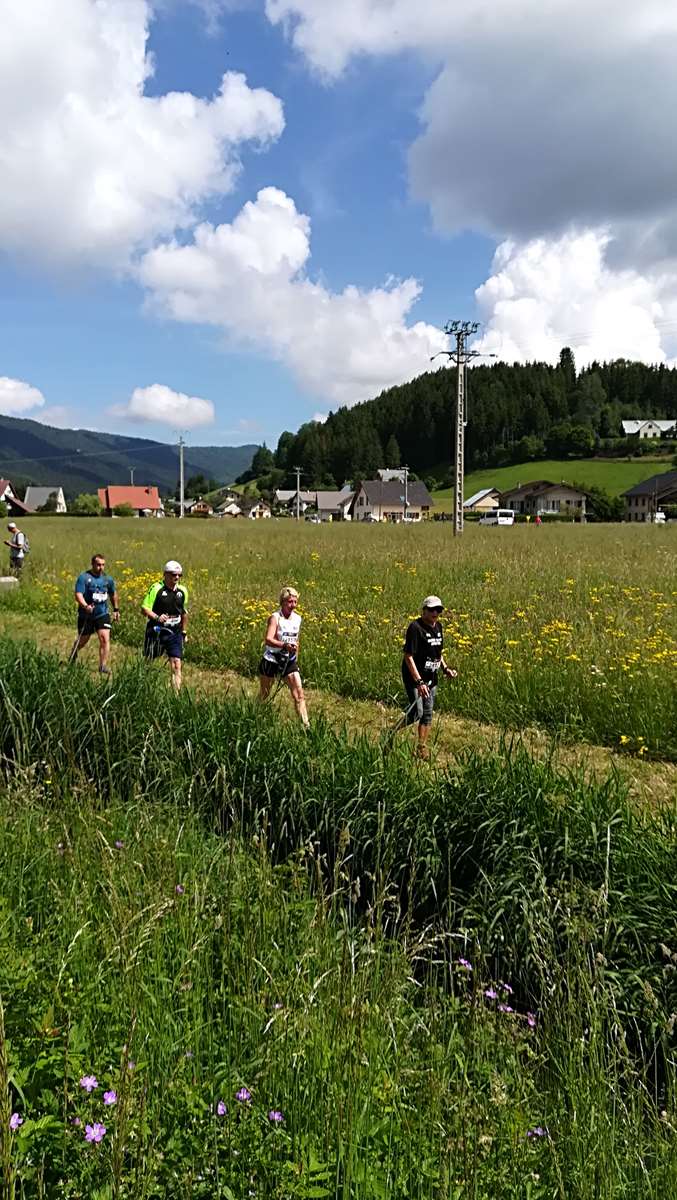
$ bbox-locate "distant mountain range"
[0,413,257,497]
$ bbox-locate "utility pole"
[178,435,185,519]
[294,465,301,521]
[403,464,409,522]
[432,321,486,536]
[130,468,135,486]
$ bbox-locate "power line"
[0,441,184,470]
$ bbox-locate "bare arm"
[75,591,93,613]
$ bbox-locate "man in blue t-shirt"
[68,553,120,674]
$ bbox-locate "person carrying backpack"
[4,522,27,576]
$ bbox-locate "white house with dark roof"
[622,470,677,521]
[315,487,354,521]
[24,486,68,513]
[622,419,677,439]
[349,479,433,522]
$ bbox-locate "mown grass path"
[2,611,674,807]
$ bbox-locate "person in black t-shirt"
[402,594,456,759]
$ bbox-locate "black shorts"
[77,611,111,635]
[259,654,299,679]
[144,625,184,660]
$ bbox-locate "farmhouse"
[98,485,164,517]
[274,489,316,514]
[315,488,354,521]
[464,487,501,514]
[500,480,587,518]
[24,486,68,513]
[184,497,213,516]
[350,479,433,522]
[622,470,677,522]
[239,497,271,519]
[621,419,677,439]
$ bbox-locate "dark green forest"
[246,350,677,490]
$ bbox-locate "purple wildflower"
[217,1101,227,1116]
[500,982,513,995]
[526,1012,537,1028]
[114,840,124,849]
[267,1110,284,1124]
[484,987,498,1000]
[85,1122,107,1144]
[457,958,472,971]
[79,1075,98,1092]
[175,884,185,895]
[273,1003,284,1010]
[103,1090,117,1106]
[9,1113,23,1132]
[527,1126,547,1139]
[184,1050,193,1060]
[498,1003,514,1014]
[127,1060,136,1071]
[235,1086,252,1104]
[72,1117,82,1127]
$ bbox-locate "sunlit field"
[2,516,676,757]
[2,517,677,1197]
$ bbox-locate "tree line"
[240,350,677,493]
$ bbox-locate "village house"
[315,487,354,521]
[622,470,677,522]
[274,488,316,514]
[239,497,271,519]
[621,419,677,439]
[24,486,68,513]
[349,479,433,522]
[500,480,587,518]
[464,487,501,514]
[183,497,213,516]
[0,480,32,517]
[98,485,164,517]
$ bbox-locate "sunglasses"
[426,605,443,613]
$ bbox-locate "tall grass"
[0,639,677,1195]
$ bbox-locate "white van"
[479,508,515,526]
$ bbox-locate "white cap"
[422,595,443,610]
[164,560,183,575]
[7,521,17,529]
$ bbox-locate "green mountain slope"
[0,413,256,496]
[431,458,668,510]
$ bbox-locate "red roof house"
[98,485,164,517]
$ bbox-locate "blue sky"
[2,1,676,451]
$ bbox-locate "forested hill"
[0,412,256,496]
[271,352,677,487]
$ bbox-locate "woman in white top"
[258,586,309,727]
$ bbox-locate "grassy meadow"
[1,644,677,1197]
[2,516,676,757]
[1,518,677,1196]
[431,457,674,509]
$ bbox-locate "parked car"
[305,513,321,523]
[479,509,515,526]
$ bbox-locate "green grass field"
[430,457,672,510]
[1,519,677,1196]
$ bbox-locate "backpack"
[21,533,30,555]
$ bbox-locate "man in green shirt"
[141,560,188,692]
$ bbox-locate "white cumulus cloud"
[0,0,284,268]
[139,186,447,406]
[473,231,677,367]
[0,377,46,415]
[111,383,216,428]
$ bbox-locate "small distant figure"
[534,514,542,526]
[69,553,119,674]
[402,595,457,761]
[141,561,188,692]
[525,514,531,524]
[259,586,309,728]
[4,521,26,576]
